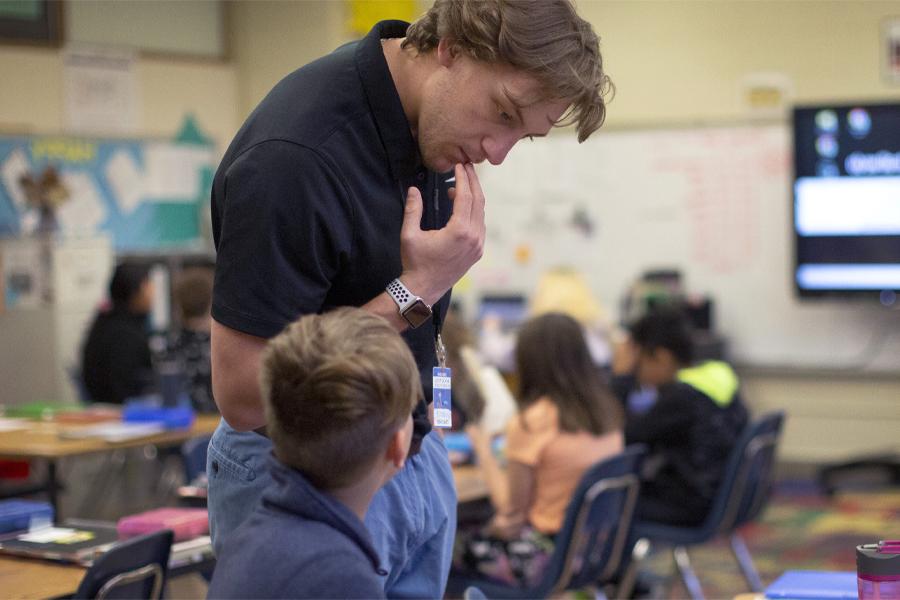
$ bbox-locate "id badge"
[432,367,452,428]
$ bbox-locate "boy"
[207,308,419,599]
[612,308,749,526]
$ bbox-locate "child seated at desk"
[460,312,624,585]
[206,308,418,599]
[611,308,749,526]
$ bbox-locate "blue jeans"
[207,419,457,598]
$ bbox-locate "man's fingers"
[401,186,423,234]
[465,163,485,228]
[450,163,473,224]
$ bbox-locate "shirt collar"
[354,20,421,181]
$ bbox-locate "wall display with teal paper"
[0,132,214,251]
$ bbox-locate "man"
[208,1,611,596]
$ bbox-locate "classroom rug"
[638,480,900,599]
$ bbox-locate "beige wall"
[228,0,346,121]
[0,48,238,150]
[585,0,900,127]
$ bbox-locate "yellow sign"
[347,1,420,37]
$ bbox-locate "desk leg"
[47,459,61,520]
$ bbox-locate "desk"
[0,415,220,518]
[453,464,489,504]
[0,555,86,600]
[0,533,215,600]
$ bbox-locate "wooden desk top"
[0,414,220,460]
[0,555,86,600]
[453,464,490,504]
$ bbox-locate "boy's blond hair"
[404,0,613,142]
[260,308,421,489]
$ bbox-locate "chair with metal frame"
[447,445,646,599]
[73,529,174,600]
[629,411,785,600]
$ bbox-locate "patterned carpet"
[639,480,900,599]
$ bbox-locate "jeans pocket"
[207,439,257,483]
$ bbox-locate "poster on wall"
[64,46,139,136]
[0,129,214,251]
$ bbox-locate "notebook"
[0,522,120,565]
[765,570,858,599]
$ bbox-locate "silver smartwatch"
[386,278,432,328]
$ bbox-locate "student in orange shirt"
[461,312,624,585]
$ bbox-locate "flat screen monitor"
[792,102,900,304]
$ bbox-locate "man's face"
[416,44,571,173]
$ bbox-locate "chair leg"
[673,546,705,600]
[730,532,764,592]
[615,537,650,600]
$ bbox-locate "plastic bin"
[117,508,208,542]
[0,500,54,533]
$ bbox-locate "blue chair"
[447,445,646,599]
[74,529,174,599]
[181,435,211,483]
[629,411,785,599]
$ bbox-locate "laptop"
[0,522,120,565]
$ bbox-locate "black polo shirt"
[211,20,451,450]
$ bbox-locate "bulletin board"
[0,132,215,251]
[467,123,900,372]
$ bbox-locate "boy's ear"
[386,428,411,470]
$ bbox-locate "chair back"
[535,444,645,596]
[181,435,211,483]
[74,529,173,600]
[703,411,785,536]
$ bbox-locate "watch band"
[386,278,416,310]
[386,278,432,328]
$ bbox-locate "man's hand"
[399,163,485,305]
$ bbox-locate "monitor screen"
[792,102,900,303]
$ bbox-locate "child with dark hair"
[460,312,623,584]
[207,308,419,599]
[612,308,749,526]
[80,262,155,404]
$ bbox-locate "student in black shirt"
[612,309,749,526]
[81,262,154,404]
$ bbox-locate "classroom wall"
[583,0,900,127]
[1,0,898,463]
[228,0,346,121]
[0,1,238,150]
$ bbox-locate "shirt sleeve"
[505,400,558,466]
[212,140,355,339]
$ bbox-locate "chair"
[74,529,174,600]
[629,411,785,599]
[447,445,646,599]
[181,435,211,483]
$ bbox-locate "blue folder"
[765,570,857,599]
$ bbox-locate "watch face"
[403,299,433,328]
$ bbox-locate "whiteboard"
[465,123,900,372]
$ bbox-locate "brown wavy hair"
[515,312,622,435]
[403,0,613,142]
